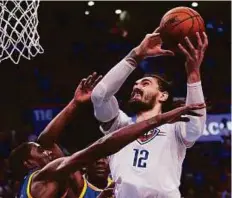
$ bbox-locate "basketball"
[159,7,205,52]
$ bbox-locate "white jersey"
[92,58,205,198]
[102,110,191,198]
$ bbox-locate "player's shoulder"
[118,110,132,123]
[100,110,131,134]
[18,170,38,197]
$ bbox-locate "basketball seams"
[160,7,205,51]
[170,15,200,31]
[196,16,203,33]
[187,8,205,32]
[161,11,193,27]
[187,14,195,38]
[163,11,193,18]
[196,15,205,32]
[162,7,200,18]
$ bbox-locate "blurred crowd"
[181,138,231,197]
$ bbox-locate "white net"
[0,0,43,64]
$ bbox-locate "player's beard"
[128,92,156,114]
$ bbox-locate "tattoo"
[125,49,143,67]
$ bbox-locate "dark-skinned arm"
[37,100,79,148]
[36,103,205,181]
[37,72,102,150]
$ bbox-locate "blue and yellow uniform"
[79,176,112,198]
[18,171,38,198]
[18,170,68,198]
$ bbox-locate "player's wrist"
[187,71,201,83]
[186,68,201,83]
[69,99,85,109]
[125,48,144,67]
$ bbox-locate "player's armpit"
[99,110,131,135]
[100,117,117,131]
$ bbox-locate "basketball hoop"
[0,0,44,64]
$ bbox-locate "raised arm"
[176,32,208,146]
[37,72,102,150]
[36,103,204,181]
[91,28,174,128]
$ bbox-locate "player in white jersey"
[91,27,208,198]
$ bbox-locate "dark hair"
[144,73,173,112]
[8,142,32,180]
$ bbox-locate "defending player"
[91,27,208,197]
[8,78,204,197]
[80,157,113,198]
[9,73,114,198]
[37,73,115,198]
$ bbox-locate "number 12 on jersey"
[133,149,149,168]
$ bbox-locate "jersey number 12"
[133,149,149,168]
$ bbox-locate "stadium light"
[115,9,122,15]
[88,1,95,6]
[85,10,90,15]
[191,2,198,7]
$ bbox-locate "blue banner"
[31,106,63,136]
[199,114,231,142]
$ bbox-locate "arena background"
[0,1,230,197]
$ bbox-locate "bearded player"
[91,27,208,197]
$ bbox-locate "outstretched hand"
[134,27,175,58]
[158,103,206,124]
[74,72,102,104]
